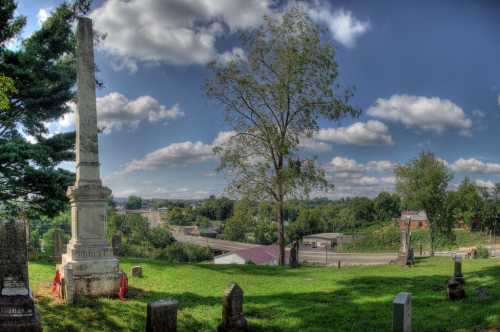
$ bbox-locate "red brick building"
[399,210,429,230]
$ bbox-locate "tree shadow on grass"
[35,262,500,332]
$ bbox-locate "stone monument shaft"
[76,17,100,185]
[59,17,120,301]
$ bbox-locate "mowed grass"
[30,257,500,332]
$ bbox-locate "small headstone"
[131,266,143,278]
[218,283,248,332]
[398,230,412,266]
[112,234,123,256]
[61,265,75,305]
[447,278,465,300]
[392,292,411,332]
[52,227,64,264]
[146,299,178,332]
[0,219,42,332]
[453,256,464,285]
[289,240,299,268]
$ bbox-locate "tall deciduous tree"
[395,152,453,255]
[0,0,90,216]
[205,7,359,265]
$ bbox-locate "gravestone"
[131,266,143,278]
[289,240,299,268]
[146,299,178,332]
[218,283,248,332]
[112,234,122,257]
[0,219,42,332]
[52,227,64,264]
[392,292,411,332]
[398,230,412,266]
[447,278,465,300]
[453,256,464,285]
[58,17,120,300]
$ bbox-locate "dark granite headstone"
[447,278,465,300]
[453,256,464,285]
[289,240,299,268]
[146,299,178,332]
[52,227,64,264]
[0,219,42,332]
[218,283,248,332]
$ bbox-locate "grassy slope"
[30,257,500,332]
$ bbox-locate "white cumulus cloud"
[90,0,272,70]
[53,92,184,134]
[450,158,500,174]
[475,179,495,189]
[120,130,236,174]
[306,3,370,48]
[367,94,472,135]
[315,121,393,146]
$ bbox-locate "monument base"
[0,293,42,332]
[59,251,120,299]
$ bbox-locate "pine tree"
[0,0,90,216]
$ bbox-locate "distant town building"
[399,210,429,230]
[214,245,286,265]
[302,233,349,249]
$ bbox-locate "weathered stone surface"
[146,299,178,332]
[447,278,465,300]
[393,292,411,332]
[218,283,248,332]
[53,227,64,264]
[0,219,42,332]
[58,17,120,299]
[453,256,464,285]
[131,266,143,278]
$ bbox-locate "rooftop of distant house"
[400,210,428,221]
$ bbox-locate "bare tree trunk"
[277,198,286,266]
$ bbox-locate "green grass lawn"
[30,257,500,331]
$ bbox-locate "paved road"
[299,250,397,266]
[173,233,397,265]
[173,233,500,266]
[172,233,259,252]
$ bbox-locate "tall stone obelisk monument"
[59,17,120,300]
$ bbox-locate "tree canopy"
[205,7,359,265]
[0,0,90,216]
[395,151,453,254]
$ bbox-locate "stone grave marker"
[112,234,123,257]
[131,266,143,278]
[146,299,178,332]
[52,227,64,264]
[453,256,464,285]
[0,219,42,331]
[393,292,411,332]
[447,278,465,300]
[218,283,248,332]
[58,17,120,300]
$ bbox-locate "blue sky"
[17,0,500,199]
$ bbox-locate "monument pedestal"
[59,183,120,299]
